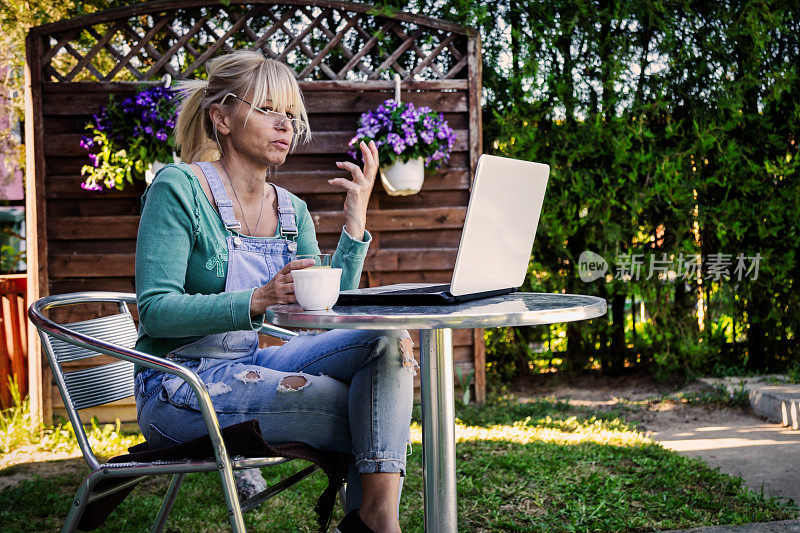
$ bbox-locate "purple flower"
[156,130,168,141]
[136,93,151,106]
[350,98,455,168]
[80,137,94,150]
[400,105,419,123]
[93,107,108,132]
[144,126,153,135]
[386,137,406,154]
[81,181,103,192]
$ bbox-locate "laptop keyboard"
[379,284,451,295]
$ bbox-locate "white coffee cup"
[292,267,342,310]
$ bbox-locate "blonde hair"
[174,50,312,162]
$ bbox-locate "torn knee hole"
[277,375,309,392]
[399,337,414,359]
[399,337,419,375]
[233,369,264,383]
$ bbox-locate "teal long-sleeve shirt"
[134,163,371,359]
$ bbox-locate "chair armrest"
[38,324,234,470]
[28,292,235,471]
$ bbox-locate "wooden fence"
[0,275,27,409]
[26,1,483,422]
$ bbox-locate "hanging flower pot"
[80,86,179,192]
[348,98,456,196]
[145,151,181,184]
[379,156,425,196]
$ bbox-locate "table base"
[420,328,457,532]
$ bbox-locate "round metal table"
[265,292,607,532]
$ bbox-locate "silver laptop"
[336,154,550,305]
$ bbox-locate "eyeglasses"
[221,93,305,134]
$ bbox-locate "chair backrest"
[44,309,136,410]
[30,294,139,468]
[41,306,138,412]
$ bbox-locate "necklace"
[218,159,266,236]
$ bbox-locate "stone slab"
[697,376,800,429]
[657,519,800,532]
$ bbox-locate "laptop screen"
[449,155,550,296]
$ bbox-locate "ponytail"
[174,79,217,162]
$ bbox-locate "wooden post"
[472,328,486,404]
[467,32,485,403]
[24,32,49,425]
[467,33,483,180]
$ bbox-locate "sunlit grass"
[0,379,143,465]
[0,395,795,532]
[409,415,651,448]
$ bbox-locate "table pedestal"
[419,328,457,532]
[265,293,607,531]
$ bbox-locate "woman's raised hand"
[329,140,379,241]
[249,258,315,315]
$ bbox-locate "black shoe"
[334,509,376,533]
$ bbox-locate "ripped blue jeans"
[134,328,416,512]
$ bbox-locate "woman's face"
[217,91,298,167]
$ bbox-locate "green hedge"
[398,0,800,379]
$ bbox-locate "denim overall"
[134,162,415,513]
[162,161,299,365]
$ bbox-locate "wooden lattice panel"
[37,2,472,83]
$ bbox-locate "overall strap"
[196,162,241,231]
[272,184,298,240]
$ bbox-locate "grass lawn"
[0,396,795,532]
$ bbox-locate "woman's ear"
[209,103,232,135]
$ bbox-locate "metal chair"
[28,291,333,533]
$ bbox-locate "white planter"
[145,152,180,184]
[379,157,425,196]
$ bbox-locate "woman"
[133,50,414,533]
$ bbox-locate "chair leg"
[61,470,102,533]
[218,459,246,532]
[150,473,185,533]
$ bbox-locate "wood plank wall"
[40,80,484,422]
